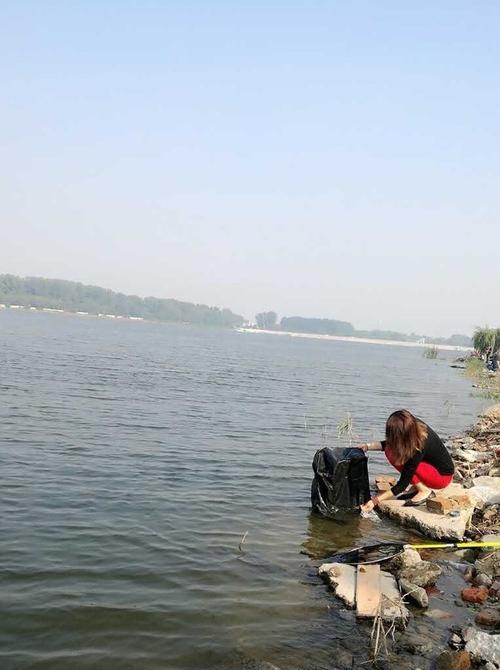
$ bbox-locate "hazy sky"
[1,2,499,336]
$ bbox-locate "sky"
[1,2,499,337]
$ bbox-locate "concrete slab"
[380,570,409,622]
[319,562,408,621]
[377,483,476,541]
[319,563,356,607]
[356,564,381,618]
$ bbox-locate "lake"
[0,311,486,670]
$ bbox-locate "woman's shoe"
[398,487,418,501]
[403,491,435,507]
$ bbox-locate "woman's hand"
[358,442,369,452]
[360,498,376,513]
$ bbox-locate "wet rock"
[330,648,353,669]
[464,626,500,665]
[399,578,428,607]
[461,586,489,604]
[454,599,465,607]
[399,561,442,588]
[387,547,422,573]
[484,663,497,670]
[449,633,463,648]
[435,650,471,670]
[489,466,500,477]
[474,608,500,629]
[473,572,493,588]
[463,566,475,582]
[397,631,434,655]
[397,631,433,656]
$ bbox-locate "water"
[0,311,487,670]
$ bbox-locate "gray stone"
[386,547,422,574]
[399,578,429,607]
[318,562,356,607]
[399,561,442,587]
[472,477,500,506]
[449,633,462,648]
[397,631,434,655]
[464,627,500,665]
[475,550,500,579]
[473,572,493,588]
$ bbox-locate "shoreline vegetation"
[0,274,244,328]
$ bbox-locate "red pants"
[385,448,453,489]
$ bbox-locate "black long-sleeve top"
[381,424,454,496]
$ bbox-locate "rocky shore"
[319,404,500,669]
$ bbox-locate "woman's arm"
[361,441,384,452]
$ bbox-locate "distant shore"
[0,304,145,321]
[236,327,473,352]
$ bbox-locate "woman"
[359,409,454,513]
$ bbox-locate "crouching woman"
[360,409,454,513]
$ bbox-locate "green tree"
[473,327,496,358]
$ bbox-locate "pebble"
[449,633,462,648]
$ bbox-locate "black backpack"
[311,446,371,515]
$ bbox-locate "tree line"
[254,311,472,346]
[0,275,244,328]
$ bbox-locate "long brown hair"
[385,409,428,465]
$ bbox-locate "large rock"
[387,547,422,573]
[318,563,356,607]
[399,561,442,587]
[377,484,475,541]
[471,477,500,506]
[464,627,500,665]
[399,578,429,607]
